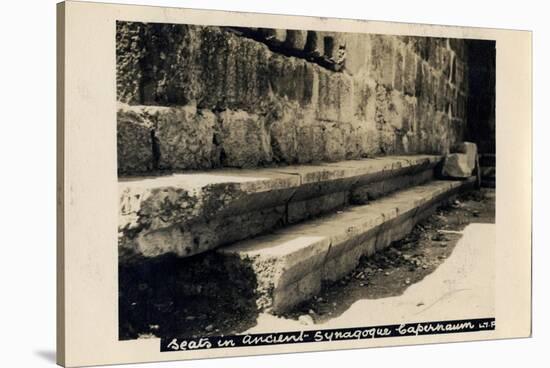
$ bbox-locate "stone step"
[218,178,475,313]
[119,155,440,262]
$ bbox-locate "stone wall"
[116,22,470,175]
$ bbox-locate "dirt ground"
[283,188,495,324]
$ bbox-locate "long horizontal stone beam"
[219,178,475,313]
[119,155,440,261]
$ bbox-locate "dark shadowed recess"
[465,39,496,154]
[118,253,259,340]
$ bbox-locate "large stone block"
[341,33,371,76]
[369,35,395,88]
[131,205,288,259]
[415,100,436,152]
[117,107,154,175]
[268,102,301,164]
[218,178,474,313]
[117,104,220,172]
[145,24,204,106]
[374,88,415,143]
[316,69,353,123]
[219,110,273,168]
[288,191,348,224]
[296,125,325,163]
[350,168,434,204]
[352,75,376,123]
[116,21,145,105]
[322,123,346,161]
[154,105,219,170]
[268,54,315,106]
[119,155,442,262]
[455,141,478,169]
[441,153,474,178]
[419,62,435,105]
[118,170,300,261]
[341,124,362,159]
[199,28,272,112]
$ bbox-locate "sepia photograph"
[1,0,543,366]
[116,21,497,342]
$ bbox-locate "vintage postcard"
[57,1,531,366]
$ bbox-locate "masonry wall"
[116,22,470,175]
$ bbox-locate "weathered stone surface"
[288,192,347,223]
[117,107,154,175]
[322,123,347,161]
[268,54,314,106]
[155,106,219,170]
[369,35,394,88]
[455,141,478,170]
[219,110,273,168]
[132,205,288,259]
[116,21,144,105]
[317,69,353,123]
[340,33,371,76]
[269,104,300,164]
[219,178,475,313]
[116,22,204,106]
[296,125,325,163]
[116,22,471,171]
[117,104,220,172]
[119,155,441,262]
[119,170,301,260]
[199,28,272,111]
[441,153,474,178]
[352,75,376,123]
[350,168,434,204]
[393,44,404,92]
[374,88,418,154]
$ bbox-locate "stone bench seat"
[119,155,441,262]
[218,178,475,313]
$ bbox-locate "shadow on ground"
[119,252,260,340]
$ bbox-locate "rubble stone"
[455,141,478,170]
[441,153,474,178]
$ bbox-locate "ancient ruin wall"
[116,22,469,175]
